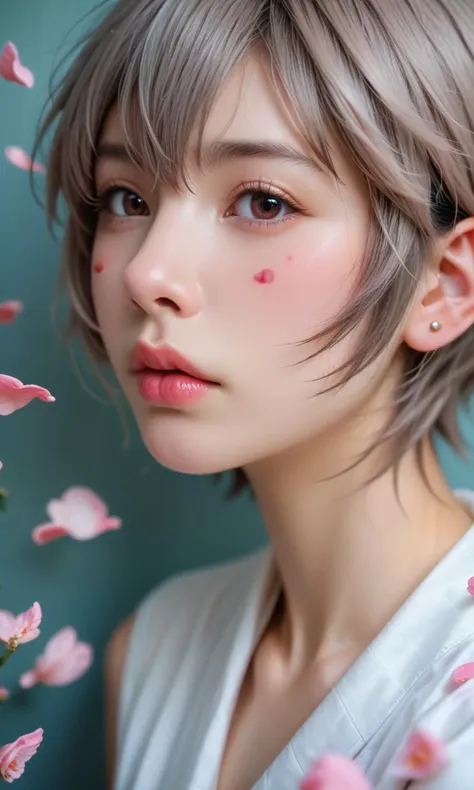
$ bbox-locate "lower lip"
[136,370,216,406]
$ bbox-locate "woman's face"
[92,53,389,475]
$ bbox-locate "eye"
[227,184,300,225]
[98,186,150,218]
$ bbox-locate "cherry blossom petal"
[31,524,70,545]
[0,301,23,325]
[468,577,474,596]
[20,627,93,688]
[18,670,37,690]
[0,728,43,783]
[452,662,474,686]
[0,688,9,701]
[0,612,16,643]
[38,486,121,541]
[4,146,46,173]
[0,603,42,646]
[0,42,34,88]
[301,754,372,790]
[392,730,449,780]
[0,374,55,416]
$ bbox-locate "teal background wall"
[0,2,473,789]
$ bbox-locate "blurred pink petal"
[0,602,41,647]
[0,301,23,325]
[0,374,55,415]
[5,146,45,173]
[468,577,474,596]
[19,626,93,688]
[0,728,43,783]
[301,754,372,790]
[392,730,449,780]
[0,688,9,701]
[32,486,121,543]
[0,42,34,88]
[452,662,474,686]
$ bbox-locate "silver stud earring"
[430,320,442,332]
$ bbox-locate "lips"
[130,341,217,383]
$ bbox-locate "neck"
[244,433,471,683]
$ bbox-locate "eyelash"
[94,179,303,229]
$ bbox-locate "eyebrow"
[95,139,324,174]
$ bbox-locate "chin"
[139,422,240,476]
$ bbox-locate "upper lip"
[130,341,217,383]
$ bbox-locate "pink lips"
[130,342,219,407]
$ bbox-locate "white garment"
[115,490,474,789]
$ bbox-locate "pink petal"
[4,146,46,173]
[468,577,474,596]
[0,611,16,643]
[32,523,69,545]
[23,627,94,687]
[0,728,43,783]
[0,687,9,701]
[0,374,55,415]
[0,301,23,325]
[18,670,38,690]
[41,627,77,663]
[0,42,34,88]
[392,730,449,780]
[14,602,42,645]
[301,754,372,790]
[452,662,474,686]
[42,643,94,686]
[44,487,121,540]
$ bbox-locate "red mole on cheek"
[286,255,293,262]
[94,261,104,274]
[253,268,275,284]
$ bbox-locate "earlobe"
[403,219,474,353]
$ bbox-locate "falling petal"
[0,42,34,88]
[34,486,121,542]
[20,627,93,688]
[392,730,449,780]
[0,301,23,325]
[301,754,372,790]
[468,577,474,596]
[0,374,55,416]
[5,146,45,173]
[452,662,474,686]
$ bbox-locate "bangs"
[43,0,350,221]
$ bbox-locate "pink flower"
[0,688,9,702]
[301,754,372,790]
[392,730,449,781]
[0,374,55,415]
[0,42,34,88]
[468,577,474,596]
[0,603,42,648]
[452,662,474,686]
[0,301,23,325]
[32,486,122,544]
[20,627,93,688]
[0,728,43,783]
[4,146,46,173]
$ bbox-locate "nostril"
[155,296,180,310]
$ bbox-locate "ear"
[403,217,474,352]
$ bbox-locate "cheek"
[219,227,362,345]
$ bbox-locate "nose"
[123,213,204,319]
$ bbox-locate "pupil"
[126,193,144,214]
[255,193,279,218]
